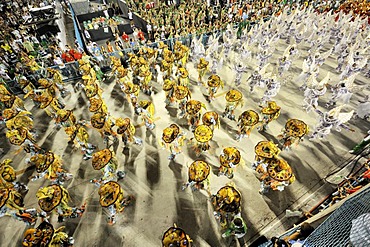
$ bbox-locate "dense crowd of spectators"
[0,0,85,86]
[126,0,348,43]
[127,0,288,41]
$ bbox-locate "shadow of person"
[145,127,157,146]
[145,146,161,189]
[123,144,142,175]
[165,105,178,118]
[122,146,130,157]
[0,132,11,160]
[210,139,220,151]
[168,159,184,189]
[108,137,119,155]
[39,128,59,151]
[220,117,238,139]
[187,145,208,161]
[258,130,280,144]
[111,83,126,109]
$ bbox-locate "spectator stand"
[76,9,116,42]
[0,1,72,95]
[27,5,58,24]
[73,4,132,53]
[117,0,149,38]
[23,1,61,38]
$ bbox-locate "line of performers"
[0,49,146,245]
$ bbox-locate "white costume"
[234,62,248,87]
[303,72,330,112]
[248,63,270,93]
[261,76,280,105]
[310,106,354,139]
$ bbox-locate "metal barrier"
[2,61,81,95]
[255,186,370,247]
[302,186,370,247]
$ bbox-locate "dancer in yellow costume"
[163,79,176,106]
[218,147,242,179]
[0,84,26,111]
[161,59,173,79]
[36,184,85,222]
[160,124,186,160]
[29,151,72,184]
[139,65,153,95]
[3,108,33,131]
[125,82,140,110]
[110,56,122,76]
[0,159,17,189]
[90,112,117,147]
[222,89,243,121]
[252,140,281,174]
[191,125,213,156]
[0,83,11,97]
[182,160,211,194]
[0,187,37,225]
[22,221,74,246]
[145,47,158,67]
[179,44,190,66]
[47,68,69,97]
[31,91,63,118]
[174,85,191,118]
[88,97,108,115]
[0,159,28,192]
[55,109,76,130]
[37,78,62,104]
[211,185,242,228]
[116,66,131,93]
[258,101,281,131]
[207,74,224,102]
[17,77,36,98]
[255,157,295,194]
[138,100,156,130]
[197,58,209,85]
[236,110,259,141]
[64,121,95,160]
[128,54,141,77]
[84,80,103,100]
[6,126,41,155]
[91,148,124,185]
[116,117,142,146]
[174,42,189,66]
[185,100,206,132]
[177,67,190,87]
[163,49,175,77]
[278,119,309,149]
[98,181,132,225]
[202,111,220,130]
[162,225,193,247]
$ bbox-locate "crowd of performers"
[0,1,369,246]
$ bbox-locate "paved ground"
[0,4,369,247]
